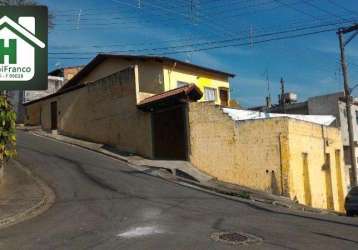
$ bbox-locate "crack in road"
[54,155,119,193]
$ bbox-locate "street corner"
[0,159,55,230]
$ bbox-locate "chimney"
[18,17,35,34]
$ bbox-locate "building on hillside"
[54,54,234,106]
[23,54,346,212]
[250,92,358,188]
[24,54,234,159]
[8,66,82,123]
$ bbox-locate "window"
[177,81,189,88]
[204,87,217,101]
[356,111,358,125]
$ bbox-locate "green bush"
[0,95,16,164]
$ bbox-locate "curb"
[0,160,55,230]
[30,131,131,164]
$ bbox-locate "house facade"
[24,54,234,159]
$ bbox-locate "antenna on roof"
[265,68,272,108]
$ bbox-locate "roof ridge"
[0,16,45,48]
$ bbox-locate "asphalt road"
[0,131,357,250]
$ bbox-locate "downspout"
[278,132,284,195]
[134,64,140,104]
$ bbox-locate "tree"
[0,0,54,29]
[0,96,16,181]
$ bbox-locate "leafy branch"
[0,95,16,163]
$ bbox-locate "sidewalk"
[25,127,339,215]
[0,160,55,229]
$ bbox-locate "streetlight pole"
[338,24,358,186]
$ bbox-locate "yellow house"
[24,54,234,159]
[162,60,233,105]
[53,54,234,107]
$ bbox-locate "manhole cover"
[211,232,262,245]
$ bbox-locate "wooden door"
[152,105,187,160]
[219,89,229,106]
[50,101,58,130]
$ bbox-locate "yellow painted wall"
[188,102,347,212]
[163,64,230,105]
[188,102,284,193]
[286,120,347,212]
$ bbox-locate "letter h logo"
[0,39,16,64]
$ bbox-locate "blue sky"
[40,0,358,107]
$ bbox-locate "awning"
[137,84,202,111]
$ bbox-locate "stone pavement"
[0,159,55,229]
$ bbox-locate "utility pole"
[280,77,286,113]
[338,23,358,186]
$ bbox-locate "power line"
[49,18,356,59]
[301,0,348,22]
[50,17,357,55]
[325,0,358,16]
[273,0,318,20]
[48,27,336,60]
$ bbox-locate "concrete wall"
[188,102,284,193]
[307,93,341,127]
[187,102,347,212]
[26,67,153,158]
[25,101,41,125]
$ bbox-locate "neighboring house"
[8,66,82,123]
[23,54,346,212]
[253,92,357,188]
[48,66,84,82]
